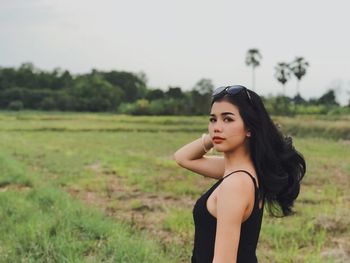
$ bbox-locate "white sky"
[1,0,349,104]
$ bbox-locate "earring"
[247,132,251,137]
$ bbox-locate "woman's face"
[208,101,250,152]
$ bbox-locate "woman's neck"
[223,144,255,174]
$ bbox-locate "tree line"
[0,61,346,116]
[0,63,213,114]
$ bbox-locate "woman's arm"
[212,173,252,263]
[173,134,225,179]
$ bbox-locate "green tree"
[54,91,75,111]
[290,57,309,95]
[245,49,262,91]
[190,78,214,115]
[146,89,165,100]
[0,67,17,90]
[274,62,291,95]
[40,97,57,110]
[317,90,338,106]
[71,74,123,111]
[48,68,73,90]
[165,87,184,99]
[293,93,307,104]
[16,62,40,89]
[189,90,210,115]
[193,78,214,95]
[102,70,146,102]
[271,96,293,116]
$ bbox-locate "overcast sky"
[1,0,349,104]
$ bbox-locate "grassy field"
[0,112,349,262]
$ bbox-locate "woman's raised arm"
[173,134,225,179]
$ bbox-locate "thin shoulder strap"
[222,170,258,190]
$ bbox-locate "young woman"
[173,85,306,263]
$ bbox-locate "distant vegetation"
[0,62,349,116]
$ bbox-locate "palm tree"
[274,62,291,95]
[290,57,309,95]
[245,49,262,91]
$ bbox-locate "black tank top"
[191,170,264,263]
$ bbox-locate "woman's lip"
[213,138,224,143]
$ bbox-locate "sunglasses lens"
[212,85,253,105]
[212,86,227,96]
[226,86,244,96]
[212,85,244,97]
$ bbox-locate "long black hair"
[211,88,306,217]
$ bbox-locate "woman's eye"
[209,118,232,122]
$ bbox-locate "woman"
[173,85,306,263]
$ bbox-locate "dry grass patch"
[66,172,196,257]
[0,183,32,192]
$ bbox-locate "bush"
[149,99,167,115]
[54,92,75,111]
[40,97,57,111]
[117,98,194,115]
[327,106,350,115]
[117,102,135,114]
[8,100,24,111]
[294,105,328,115]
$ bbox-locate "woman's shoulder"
[217,171,256,201]
[221,170,259,188]
[215,172,256,220]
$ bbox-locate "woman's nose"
[213,121,223,132]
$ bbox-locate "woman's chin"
[213,145,224,152]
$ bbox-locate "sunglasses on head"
[212,85,252,104]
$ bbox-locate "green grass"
[1,111,349,139]
[0,151,176,263]
[0,111,349,262]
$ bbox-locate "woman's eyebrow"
[209,112,235,116]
